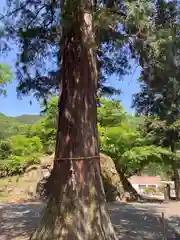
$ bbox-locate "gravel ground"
[0,201,180,240]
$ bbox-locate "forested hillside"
[0,112,42,139]
[0,113,28,139]
[15,114,42,124]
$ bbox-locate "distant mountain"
[0,113,42,139]
[0,113,25,139]
[15,114,43,124]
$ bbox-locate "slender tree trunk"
[171,142,180,200]
[172,164,180,200]
[119,170,141,201]
[30,1,117,239]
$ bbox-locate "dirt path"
[0,202,179,240]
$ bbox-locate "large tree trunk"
[30,1,117,239]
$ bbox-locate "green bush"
[22,155,40,168]
[0,140,12,159]
[0,155,40,176]
[30,118,56,154]
[9,135,43,156]
[0,135,42,176]
[144,187,156,194]
[6,156,24,175]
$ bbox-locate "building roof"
[128,175,161,185]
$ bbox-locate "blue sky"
[0,49,41,116]
[0,0,140,117]
[0,60,140,116]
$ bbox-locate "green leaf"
[0,64,13,96]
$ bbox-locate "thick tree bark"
[30,1,117,239]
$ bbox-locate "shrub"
[9,135,43,156]
[6,156,24,175]
[30,119,56,154]
[0,155,40,176]
[0,140,12,159]
[0,135,42,177]
[23,155,40,168]
[144,187,156,194]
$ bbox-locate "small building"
[128,175,161,194]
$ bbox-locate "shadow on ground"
[109,202,178,240]
[0,202,43,240]
[168,215,180,239]
[0,202,179,240]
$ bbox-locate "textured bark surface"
[37,153,124,203]
[30,0,118,239]
[31,161,117,240]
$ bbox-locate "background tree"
[133,0,180,199]
[98,99,175,199]
[30,97,58,154]
[28,96,176,200]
